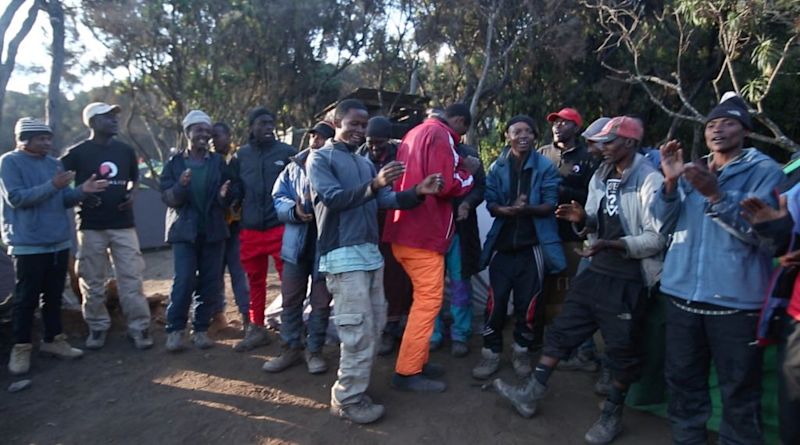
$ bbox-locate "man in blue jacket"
[654,94,785,445]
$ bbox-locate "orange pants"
[392,244,445,375]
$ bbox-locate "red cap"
[587,116,644,143]
[546,108,583,127]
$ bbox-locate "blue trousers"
[431,234,472,344]
[166,239,225,333]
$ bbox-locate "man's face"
[704,117,746,154]
[601,137,634,165]
[91,112,120,136]
[366,136,390,158]
[211,126,231,155]
[506,122,535,154]
[309,132,327,150]
[251,114,276,144]
[336,108,369,146]
[551,118,578,145]
[22,133,53,157]
[446,115,468,136]
[187,123,212,151]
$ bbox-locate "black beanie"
[705,93,752,130]
[505,115,539,138]
[248,107,274,126]
[366,116,392,138]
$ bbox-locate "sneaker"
[492,376,547,418]
[451,340,469,358]
[584,400,623,444]
[330,396,385,424]
[85,330,107,350]
[390,373,447,392]
[472,348,500,379]
[40,334,84,359]
[595,366,613,396]
[558,354,599,372]
[165,330,186,352]
[305,350,328,374]
[262,347,303,373]
[191,331,215,349]
[234,324,270,352]
[8,343,32,375]
[377,332,397,356]
[512,343,532,377]
[128,329,154,350]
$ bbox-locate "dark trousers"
[12,249,69,344]
[166,240,225,333]
[280,259,332,353]
[482,247,543,352]
[779,312,800,445]
[543,269,646,384]
[664,297,764,445]
[379,241,413,324]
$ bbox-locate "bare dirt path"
[0,249,671,444]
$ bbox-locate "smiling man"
[62,102,153,350]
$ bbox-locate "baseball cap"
[82,102,121,127]
[587,116,644,143]
[581,117,611,140]
[546,107,583,127]
[308,121,335,139]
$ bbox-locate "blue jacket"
[0,150,85,251]
[480,147,565,273]
[652,148,786,309]
[160,151,235,244]
[272,149,318,269]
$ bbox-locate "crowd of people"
[1,93,798,445]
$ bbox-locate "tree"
[0,0,41,129]
[43,0,65,152]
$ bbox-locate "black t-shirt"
[589,175,642,282]
[495,153,538,253]
[61,139,139,230]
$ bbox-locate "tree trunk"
[0,0,39,129]
[466,0,500,145]
[45,0,65,154]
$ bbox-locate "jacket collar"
[182,148,211,160]
[291,148,312,166]
[496,146,539,171]
[424,117,461,143]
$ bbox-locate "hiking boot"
[234,324,270,352]
[191,331,214,349]
[421,362,445,378]
[492,376,547,418]
[595,366,612,396]
[128,329,154,350]
[584,400,623,444]
[558,353,599,373]
[305,350,328,374]
[451,340,469,358]
[330,396,385,424]
[8,343,32,375]
[377,332,396,356]
[40,334,84,360]
[391,373,447,392]
[85,330,107,350]
[262,347,302,373]
[472,348,500,379]
[512,343,532,377]
[165,330,186,352]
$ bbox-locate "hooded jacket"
[652,147,786,309]
[236,139,297,231]
[382,118,475,254]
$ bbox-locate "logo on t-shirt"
[604,179,620,216]
[98,161,119,179]
[572,164,581,174]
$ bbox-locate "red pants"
[240,226,284,326]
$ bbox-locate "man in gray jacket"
[307,99,443,424]
[492,116,665,444]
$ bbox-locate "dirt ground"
[0,249,672,445]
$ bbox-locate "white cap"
[82,102,121,127]
[14,117,52,141]
[182,110,212,131]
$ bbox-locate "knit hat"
[248,107,274,126]
[366,116,392,139]
[82,102,121,127]
[505,115,539,138]
[14,117,52,142]
[308,121,335,139]
[182,110,212,131]
[581,117,611,140]
[705,92,752,129]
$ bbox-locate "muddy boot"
[584,400,623,444]
[165,330,186,353]
[8,343,32,375]
[191,331,215,349]
[492,376,547,418]
[472,347,500,379]
[234,324,270,352]
[262,347,302,373]
[330,396,385,424]
[305,350,328,374]
[40,334,84,360]
[391,373,447,392]
[512,343,532,377]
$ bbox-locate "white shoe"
[40,334,84,359]
[8,343,32,374]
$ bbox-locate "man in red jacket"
[384,103,479,392]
